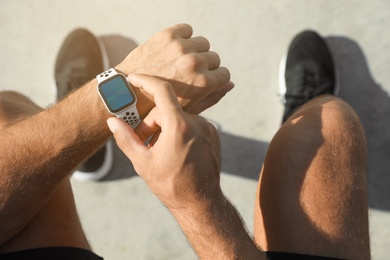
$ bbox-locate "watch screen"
[99,75,135,113]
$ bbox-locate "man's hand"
[107,74,265,259]
[107,74,222,206]
[115,24,233,115]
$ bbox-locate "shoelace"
[283,65,331,106]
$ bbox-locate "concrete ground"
[1,0,390,259]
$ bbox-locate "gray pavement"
[1,0,390,259]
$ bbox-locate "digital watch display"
[97,68,140,128]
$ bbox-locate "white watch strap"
[97,68,141,129]
[116,105,141,128]
[97,68,119,83]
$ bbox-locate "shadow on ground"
[327,36,390,212]
[102,34,390,212]
[106,131,268,181]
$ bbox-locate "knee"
[278,95,366,168]
[314,96,365,143]
[296,95,367,169]
[288,95,364,140]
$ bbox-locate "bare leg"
[254,95,370,259]
[0,91,90,253]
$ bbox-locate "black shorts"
[266,251,344,259]
[0,247,103,260]
[0,247,344,260]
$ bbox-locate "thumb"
[107,117,148,162]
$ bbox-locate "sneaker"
[279,30,337,124]
[54,28,113,181]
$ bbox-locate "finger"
[148,129,161,147]
[107,117,149,162]
[128,74,182,118]
[189,81,235,115]
[187,36,210,52]
[170,23,193,39]
[207,66,231,89]
[134,108,161,143]
[199,51,221,70]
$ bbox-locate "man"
[109,31,370,259]
[0,24,231,259]
[0,26,370,259]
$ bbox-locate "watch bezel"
[97,73,137,114]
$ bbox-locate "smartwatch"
[96,68,141,128]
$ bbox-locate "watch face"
[98,74,136,113]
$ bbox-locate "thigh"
[0,180,91,253]
[0,91,90,252]
[254,96,370,260]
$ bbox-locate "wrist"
[164,183,226,214]
[81,69,155,131]
[167,189,262,259]
[82,79,112,121]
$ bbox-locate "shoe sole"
[278,53,288,104]
[278,42,340,103]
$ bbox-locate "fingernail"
[107,118,117,133]
[226,81,235,91]
[127,73,136,81]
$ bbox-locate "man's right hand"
[115,23,233,115]
[107,74,265,259]
[107,74,222,205]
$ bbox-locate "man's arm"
[0,24,231,245]
[109,74,265,259]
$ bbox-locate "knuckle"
[178,119,192,134]
[194,73,209,87]
[159,26,175,37]
[156,29,176,45]
[171,40,186,54]
[159,80,173,92]
[156,80,177,101]
[169,116,190,139]
[176,54,199,72]
[116,135,130,151]
[184,53,200,68]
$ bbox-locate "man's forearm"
[168,192,265,259]
[0,80,112,242]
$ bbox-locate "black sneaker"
[54,28,113,181]
[279,30,337,124]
